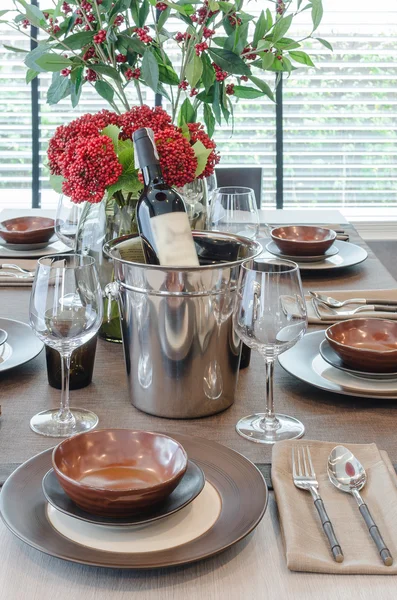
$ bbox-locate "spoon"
[0,329,7,346]
[328,445,393,567]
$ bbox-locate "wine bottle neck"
[142,164,164,186]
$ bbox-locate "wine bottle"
[132,127,199,267]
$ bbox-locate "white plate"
[0,318,43,373]
[266,241,339,263]
[278,330,397,399]
[47,482,221,553]
[259,239,367,271]
[0,240,70,259]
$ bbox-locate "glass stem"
[59,352,74,423]
[263,359,279,432]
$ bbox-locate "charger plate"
[0,318,43,373]
[279,331,397,399]
[0,433,267,569]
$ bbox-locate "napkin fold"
[272,440,397,574]
[0,259,37,287]
[306,289,397,323]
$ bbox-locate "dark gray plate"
[266,240,339,262]
[0,318,43,373]
[319,339,397,381]
[42,460,205,527]
[0,434,267,569]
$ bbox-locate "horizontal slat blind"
[0,0,32,208]
[281,0,397,209]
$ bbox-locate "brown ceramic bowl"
[270,225,337,256]
[325,318,397,373]
[0,216,55,244]
[52,429,188,517]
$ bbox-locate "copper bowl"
[0,216,55,244]
[325,318,397,373]
[270,225,336,256]
[52,429,188,517]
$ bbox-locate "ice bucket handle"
[104,281,120,301]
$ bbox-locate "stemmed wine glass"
[55,194,83,249]
[233,258,307,443]
[29,254,103,437]
[209,186,260,240]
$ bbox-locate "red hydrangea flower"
[154,128,197,188]
[62,135,123,204]
[47,110,120,175]
[118,105,172,140]
[187,123,220,178]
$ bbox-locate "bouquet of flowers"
[4,0,328,136]
[48,104,219,203]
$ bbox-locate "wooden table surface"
[1,223,397,599]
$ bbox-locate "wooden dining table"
[1,209,397,599]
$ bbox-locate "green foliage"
[6,0,328,135]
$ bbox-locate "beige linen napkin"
[306,289,397,324]
[272,439,397,574]
[0,259,37,287]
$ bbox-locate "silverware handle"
[366,299,397,306]
[314,498,344,563]
[372,305,397,312]
[359,503,393,566]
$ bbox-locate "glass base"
[236,413,305,444]
[30,408,99,438]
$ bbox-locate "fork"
[0,263,35,276]
[292,446,344,563]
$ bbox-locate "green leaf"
[165,1,191,15]
[24,43,52,72]
[158,64,180,85]
[270,14,293,43]
[233,86,263,99]
[185,53,203,89]
[212,81,221,125]
[282,56,293,74]
[16,0,46,27]
[0,10,9,17]
[158,6,171,29]
[201,52,215,93]
[47,72,71,104]
[101,125,120,153]
[248,75,274,101]
[266,8,273,31]
[208,48,250,76]
[203,104,215,138]
[65,13,77,36]
[315,37,333,51]
[3,44,27,53]
[288,50,315,67]
[55,31,95,51]
[212,36,227,47]
[90,63,122,82]
[117,34,147,55]
[234,22,248,54]
[95,80,115,103]
[156,81,171,101]
[26,68,39,83]
[71,77,82,108]
[208,0,219,9]
[192,140,212,177]
[253,11,267,47]
[274,37,301,50]
[311,0,323,32]
[141,49,159,93]
[130,0,140,25]
[178,97,196,126]
[218,1,234,11]
[35,54,72,72]
[261,52,275,70]
[139,0,150,26]
[49,174,64,194]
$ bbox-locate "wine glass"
[55,194,83,249]
[29,254,103,437]
[209,186,260,240]
[233,258,307,443]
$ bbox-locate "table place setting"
[272,440,397,574]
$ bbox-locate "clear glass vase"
[75,194,138,343]
[175,178,209,230]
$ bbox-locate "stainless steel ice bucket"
[104,231,262,418]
